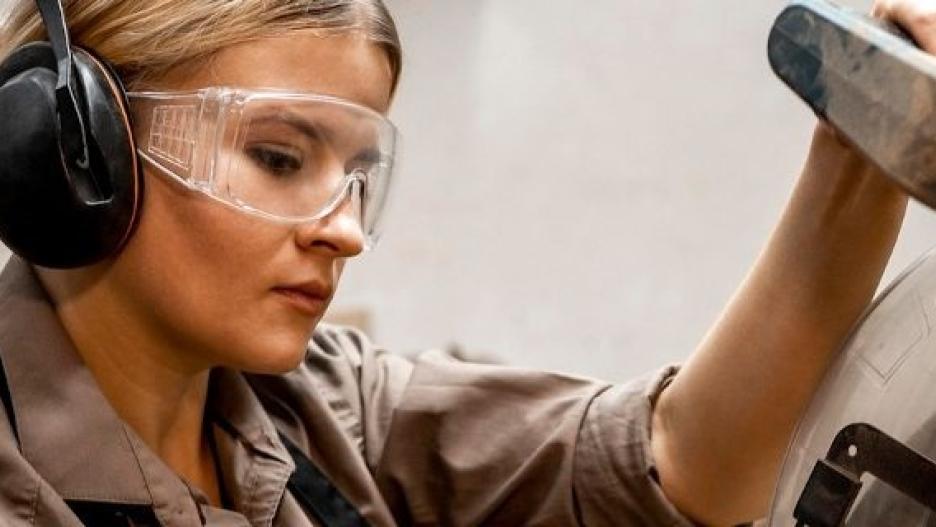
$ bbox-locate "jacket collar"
[0,256,158,505]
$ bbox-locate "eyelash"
[246,144,303,176]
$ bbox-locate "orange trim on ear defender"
[75,48,142,254]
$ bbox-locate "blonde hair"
[0,0,402,93]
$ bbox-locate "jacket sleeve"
[308,324,696,526]
[573,366,697,526]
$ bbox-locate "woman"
[0,0,927,525]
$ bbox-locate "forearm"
[651,125,908,525]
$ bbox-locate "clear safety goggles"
[127,88,399,250]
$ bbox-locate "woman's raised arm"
[648,2,936,524]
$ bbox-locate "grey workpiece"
[770,0,936,210]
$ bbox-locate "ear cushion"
[0,42,141,268]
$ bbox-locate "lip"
[272,281,332,316]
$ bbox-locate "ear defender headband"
[0,0,141,268]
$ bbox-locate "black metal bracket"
[793,422,936,526]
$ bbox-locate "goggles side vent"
[148,104,197,170]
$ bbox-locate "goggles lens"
[128,89,398,249]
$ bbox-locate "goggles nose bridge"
[315,169,367,224]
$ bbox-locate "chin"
[228,331,311,374]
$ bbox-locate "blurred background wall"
[329,0,936,380]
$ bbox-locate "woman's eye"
[246,144,303,176]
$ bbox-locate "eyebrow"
[250,112,330,143]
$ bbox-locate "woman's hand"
[644,1,936,524]
[873,0,936,50]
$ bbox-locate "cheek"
[111,171,316,372]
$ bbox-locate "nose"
[293,181,366,257]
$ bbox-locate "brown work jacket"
[0,256,693,526]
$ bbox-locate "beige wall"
[331,0,936,379]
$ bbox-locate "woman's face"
[110,33,393,374]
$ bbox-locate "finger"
[871,0,893,18]
[875,0,936,52]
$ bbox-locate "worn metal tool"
[769,0,936,210]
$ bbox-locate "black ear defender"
[0,0,141,268]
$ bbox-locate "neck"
[37,267,222,506]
